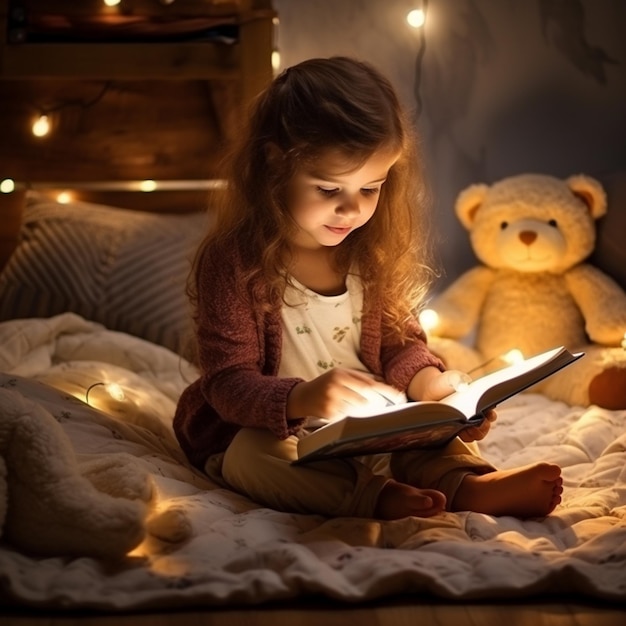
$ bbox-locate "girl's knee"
[221,429,296,496]
[226,428,297,462]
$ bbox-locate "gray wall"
[273,0,626,288]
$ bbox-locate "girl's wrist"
[286,381,307,420]
[407,366,442,401]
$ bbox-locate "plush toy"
[0,372,199,559]
[0,382,152,559]
[425,173,626,410]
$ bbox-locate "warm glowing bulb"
[103,0,121,7]
[271,50,281,73]
[140,179,157,192]
[32,114,50,137]
[503,349,524,365]
[0,178,15,193]
[419,308,439,333]
[56,191,73,204]
[407,9,426,28]
[621,332,626,350]
[105,383,125,401]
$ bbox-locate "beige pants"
[205,428,495,518]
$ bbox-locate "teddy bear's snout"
[519,231,538,246]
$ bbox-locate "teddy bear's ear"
[566,174,607,220]
[455,183,489,230]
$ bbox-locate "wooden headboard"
[0,0,276,267]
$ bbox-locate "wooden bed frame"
[0,0,274,267]
[0,2,624,625]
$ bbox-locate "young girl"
[174,57,563,520]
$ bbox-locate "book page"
[441,346,581,417]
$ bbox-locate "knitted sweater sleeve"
[360,301,445,395]
[174,244,305,465]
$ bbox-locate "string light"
[32,114,50,137]
[407,8,426,29]
[29,81,111,138]
[0,179,15,193]
[419,308,439,334]
[467,349,525,376]
[85,381,126,405]
[271,16,281,74]
[139,179,157,192]
[56,191,74,204]
[271,50,281,73]
[411,0,429,118]
[418,308,526,376]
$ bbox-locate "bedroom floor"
[2,599,626,626]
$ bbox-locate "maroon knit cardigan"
[173,243,444,470]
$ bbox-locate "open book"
[294,346,583,465]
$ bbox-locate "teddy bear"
[424,173,626,410]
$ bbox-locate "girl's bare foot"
[375,480,446,520]
[452,462,563,518]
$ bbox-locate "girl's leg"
[390,437,496,506]
[391,438,562,518]
[451,463,563,518]
[216,428,391,517]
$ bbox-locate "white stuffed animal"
[0,378,152,559]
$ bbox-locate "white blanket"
[0,313,625,609]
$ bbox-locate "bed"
[1,2,626,625]
[1,200,625,625]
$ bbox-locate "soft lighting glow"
[468,349,525,376]
[85,381,126,405]
[140,179,157,192]
[502,349,524,365]
[56,191,74,204]
[0,178,15,193]
[622,332,626,350]
[271,50,281,73]
[32,114,50,137]
[105,383,126,401]
[103,0,121,7]
[419,308,439,333]
[407,9,426,28]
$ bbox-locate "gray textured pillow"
[0,201,210,356]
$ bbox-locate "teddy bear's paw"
[78,453,154,503]
[589,367,626,410]
[145,506,192,543]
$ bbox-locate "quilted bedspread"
[0,313,625,609]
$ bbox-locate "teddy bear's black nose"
[519,231,537,246]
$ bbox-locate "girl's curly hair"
[190,56,437,342]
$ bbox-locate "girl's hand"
[459,409,497,442]
[411,368,497,442]
[287,368,398,420]
[409,367,472,402]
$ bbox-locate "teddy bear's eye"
[548,219,558,228]
[500,222,509,230]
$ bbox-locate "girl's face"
[285,148,398,250]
